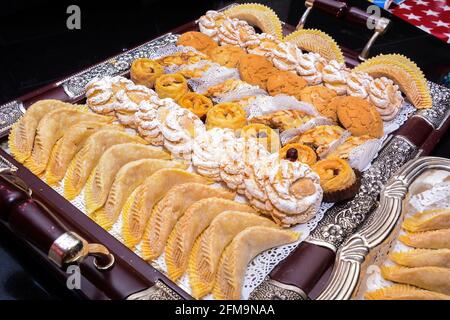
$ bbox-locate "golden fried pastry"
[299,85,338,119]
[266,70,307,100]
[336,96,383,138]
[130,58,163,88]
[154,73,189,101]
[288,125,345,156]
[240,124,280,153]
[312,158,359,202]
[279,143,317,166]
[178,92,213,118]
[206,102,247,130]
[402,209,450,232]
[390,249,450,268]
[326,135,374,160]
[250,109,314,132]
[157,50,208,67]
[238,54,277,90]
[177,31,218,54]
[365,284,450,300]
[205,79,244,98]
[399,229,450,249]
[208,45,247,68]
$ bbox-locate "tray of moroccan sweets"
[0,3,449,300]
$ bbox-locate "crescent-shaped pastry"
[46,121,121,186]
[165,198,255,282]
[365,284,450,300]
[25,107,114,175]
[390,249,450,268]
[354,54,432,109]
[141,183,235,261]
[94,159,187,230]
[84,143,170,214]
[63,130,147,200]
[189,211,276,299]
[130,58,164,88]
[224,3,283,40]
[284,29,345,63]
[8,99,70,163]
[399,229,450,249]
[402,209,450,232]
[155,73,189,101]
[213,226,299,300]
[121,168,213,249]
[381,266,450,295]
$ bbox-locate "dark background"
[0,0,449,299]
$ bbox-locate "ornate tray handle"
[317,156,450,300]
[0,100,25,136]
[127,281,182,300]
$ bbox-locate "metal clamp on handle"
[358,16,390,61]
[296,0,315,30]
[296,0,348,30]
[49,231,115,271]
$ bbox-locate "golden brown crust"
[266,70,307,100]
[299,85,337,120]
[157,51,207,67]
[240,123,280,153]
[238,54,277,90]
[336,96,384,138]
[279,143,317,166]
[250,109,314,132]
[178,92,213,118]
[177,31,218,54]
[154,73,189,101]
[206,103,247,130]
[208,45,247,68]
[130,58,164,88]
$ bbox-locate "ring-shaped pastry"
[279,143,317,166]
[130,58,164,88]
[178,92,213,119]
[155,73,189,101]
[206,102,247,130]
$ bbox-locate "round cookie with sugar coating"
[208,45,247,68]
[238,54,277,90]
[177,31,218,54]
[323,96,350,123]
[300,85,337,120]
[336,96,383,138]
[266,70,307,100]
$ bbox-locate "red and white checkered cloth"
[391,0,450,43]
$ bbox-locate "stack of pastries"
[365,208,450,300]
[6,4,435,300]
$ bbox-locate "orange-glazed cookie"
[130,58,163,88]
[279,143,317,166]
[336,96,383,138]
[238,54,277,90]
[208,45,247,68]
[178,92,213,118]
[266,70,307,100]
[177,31,218,54]
[300,85,338,120]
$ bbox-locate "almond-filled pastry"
[399,229,450,249]
[157,50,208,67]
[115,83,156,128]
[402,209,450,232]
[266,70,307,100]
[63,130,147,200]
[208,45,247,68]
[189,211,276,299]
[365,284,450,300]
[279,143,317,166]
[166,198,255,282]
[157,103,206,160]
[238,54,277,90]
[205,102,247,130]
[264,157,323,226]
[240,124,280,153]
[192,127,236,181]
[198,10,227,42]
[177,31,218,54]
[325,135,374,161]
[84,143,170,214]
[299,85,337,120]
[336,96,384,138]
[9,99,72,164]
[390,249,450,268]
[213,226,300,300]
[141,183,235,261]
[130,58,164,88]
[25,107,114,175]
[178,92,213,118]
[288,125,345,157]
[85,76,133,115]
[94,159,187,230]
[381,266,450,295]
[154,73,189,101]
[250,109,315,132]
[46,121,120,186]
[312,158,359,203]
[121,169,212,249]
[205,79,250,99]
